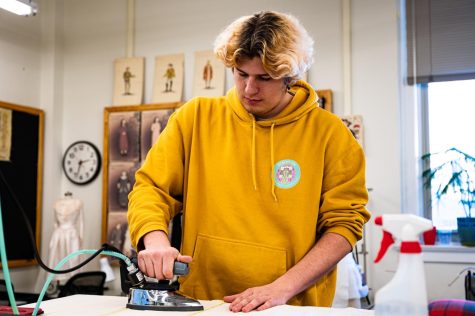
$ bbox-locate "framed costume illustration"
[101,102,181,255]
[341,114,364,147]
[192,50,225,97]
[112,57,145,106]
[152,53,185,104]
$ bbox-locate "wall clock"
[62,141,101,185]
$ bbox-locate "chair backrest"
[0,279,13,305]
[0,279,12,293]
[0,279,15,292]
[58,271,106,298]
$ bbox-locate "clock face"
[62,141,101,185]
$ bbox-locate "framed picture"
[192,50,225,97]
[0,100,44,267]
[140,109,175,161]
[316,89,333,112]
[101,102,181,253]
[152,53,184,103]
[341,114,364,147]
[112,57,145,106]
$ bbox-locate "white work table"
[24,295,375,315]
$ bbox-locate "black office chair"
[58,271,106,298]
[0,279,14,305]
[0,279,45,305]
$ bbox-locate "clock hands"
[75,157,94,179]
[76,160,83,175]
[75,159,89,174]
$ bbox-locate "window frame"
[400,0,473,249]
[418,81,475,238]
[420,83,432,221]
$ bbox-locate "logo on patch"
[273,159,301,189]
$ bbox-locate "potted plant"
[422,147,475,246]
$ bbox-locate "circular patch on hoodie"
[273,159,301,189]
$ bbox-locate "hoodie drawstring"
[270,122,278,202]
[251,119,257,190]
[250,119,278,201]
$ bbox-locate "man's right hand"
[138,230,192,280]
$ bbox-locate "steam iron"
[119,256,203,312]
[127,288,203,311]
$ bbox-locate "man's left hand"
[223,281,291,313]
[223,233,352,312]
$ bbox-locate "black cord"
[0,166,122,274]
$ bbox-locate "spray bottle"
[374,214,432,316]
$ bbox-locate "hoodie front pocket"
[179,233,287,300]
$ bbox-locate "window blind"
[406,0,475,84]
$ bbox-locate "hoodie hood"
[225,80,320,201]
[226,79,319,126]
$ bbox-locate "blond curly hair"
[214,11,314,85]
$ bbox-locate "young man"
[128,11,370,312]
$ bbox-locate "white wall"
[0,9,41,105]
[352,0,401,293]
[0,5,45,290]
[0,0,468,302]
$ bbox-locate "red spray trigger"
[375,215,383,226]
[374,230,395,263]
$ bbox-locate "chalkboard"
[0,100,44,268]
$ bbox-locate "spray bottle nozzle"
[373,214,432,263]
[374,216,394,263]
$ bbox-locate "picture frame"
[192,50,226,97]
[101,102,181,255]
[112,57,145,106]
[316,89,333,112]
[0,100,44,268]
[341,114,364,147]
[152,53,185,103]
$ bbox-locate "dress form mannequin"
[48,191,84,283]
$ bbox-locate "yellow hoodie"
[128,80,370,306]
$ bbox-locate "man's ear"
[283,77,291,86]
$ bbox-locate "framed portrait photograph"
[140,109,175,161]
[107,211,129,256]
[108,111,140,163]
[192,50,225,97]
[112,57,145,106]
[102,102,181,249]
[108,161,138,211]
[152,53,184,104]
